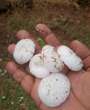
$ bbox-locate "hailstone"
[13,39,35,64]
[29,53,50,78]
[38,73,71,107]
[57,45,83,71]
[42,45,64,73]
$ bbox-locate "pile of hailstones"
[13,39,83,107]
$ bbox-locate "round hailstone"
[57,45,83,71]
[13,39,35,64]
[38,73,71,107]
[29,53,50,78]
[42,45,64,73]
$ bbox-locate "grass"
[37,37,46,47]
[0,68,38,110]
[0,1,90,110]
[7,11,36,32]
[48,15,90,47]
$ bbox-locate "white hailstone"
[42,45,64,73]
[13,39,35,64]
[38,73,71,107]
[29,53,50,78]
[57,45,83,71]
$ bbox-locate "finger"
[16,30,31,39]
[36,24,60,47]
[62,65,69,74]
[83,56,90,71]
[6,61,34,94]
[87,68,90,71]
[31,79,41,107]
[16,30,41,53]
[69,70,90,109]
[8,44,15,55]
[36,24,52,37]
[70,40,90,59]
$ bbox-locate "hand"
[6,24,90,110]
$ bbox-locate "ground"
[0,1,90,110]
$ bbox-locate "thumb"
[69,70,90,109]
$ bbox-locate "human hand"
[6,24,90,110]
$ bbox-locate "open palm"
[6,24,90,110]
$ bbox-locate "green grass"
[48,16,90,47]
[7,11,36,33]
[37,37,46,47]
[0,68,38,110]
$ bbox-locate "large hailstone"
[29,54,50,78]
[57,45,83,71]
[13,39,35,64]
[38,73,71,107]
[42,45,64,73]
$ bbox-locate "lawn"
[0,1,90,110]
